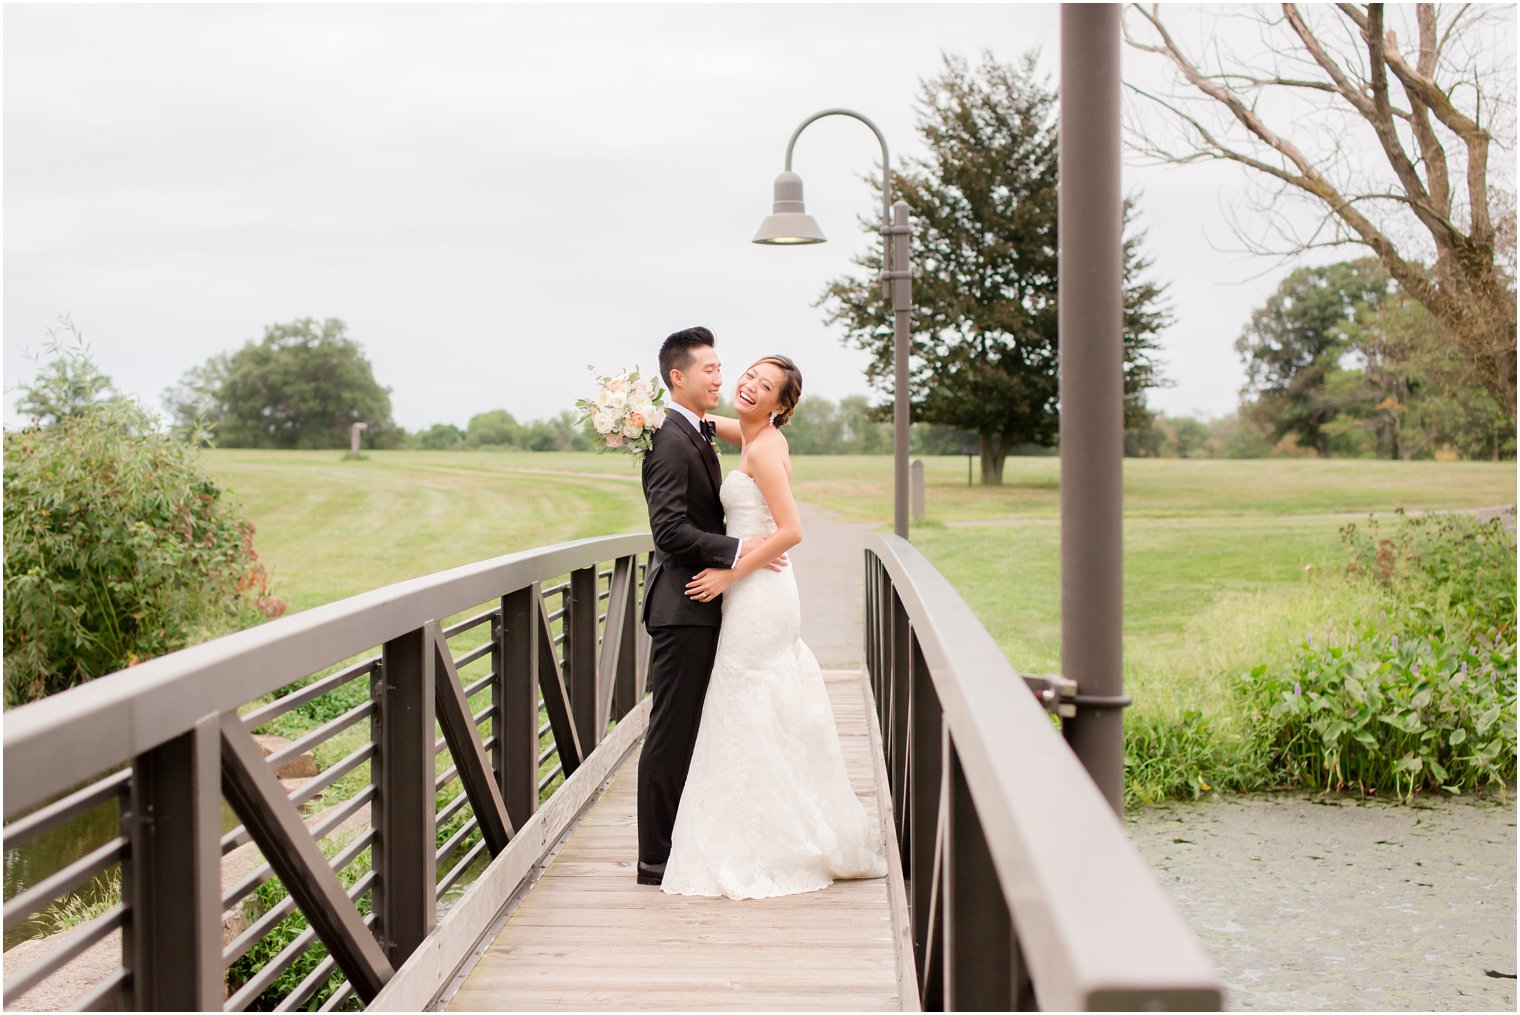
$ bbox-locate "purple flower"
[1391,635,1399,652]
[1293,682,1302,697]
[1306,632,1313,648]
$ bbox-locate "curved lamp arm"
[783,108,893,234]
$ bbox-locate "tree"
[780,396,843,454]
[414,423,466,450]
[1125,4,1517,417]
[6,347,275,706]
[1342,288,1514,459]
[1236,259,1393,456]
[17,317,117,426]
[822,52,1171,484]
[164,318,401,449]
[161,352,230,442]
[835,395,893,455]
[466,409,521,449]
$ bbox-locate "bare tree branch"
[1123,2,1516,416]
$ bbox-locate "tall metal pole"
[889,201,913,539]
[1059,4,1127,814]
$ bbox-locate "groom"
[636,326,771,886]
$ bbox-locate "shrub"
[1242,601,1516,799]
[4,393,278,707]
[1341,509,1516,633]
[1123,510,1517,806]
[1124,708,1263,806]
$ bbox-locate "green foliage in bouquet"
[573,367,669,460]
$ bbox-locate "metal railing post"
[1059,1,1127,813]
[944,736,1031,1011]
[125,714,222,1011]
[889,591,912,852]
[566,567,601,751]
[374,627,437,964]
[499,587,541,828]
[907,635,940,971]
[610,556,640,719]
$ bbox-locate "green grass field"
[207,447,1512,701]
[206,450,650,611]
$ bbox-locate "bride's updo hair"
[755,355,803,428]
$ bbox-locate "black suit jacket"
[641,415,740,628]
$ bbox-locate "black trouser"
[637,624,721,866]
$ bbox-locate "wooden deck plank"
[444,670,904,1011]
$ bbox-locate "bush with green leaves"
[1341,508,1516,633]
[4,390,275,706]
[1243,603,1515,799]
[1123,510,1516,806]
[1234,511,1516,801]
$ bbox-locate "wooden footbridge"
[5,10,1222,1008]
[4,531,1220,1012]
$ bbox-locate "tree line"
[1131,258,1513,461]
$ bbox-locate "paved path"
[790,501,875,669]
[445,671,902,1011]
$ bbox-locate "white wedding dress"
[661,471,888,900]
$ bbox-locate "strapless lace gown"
[661,471,888,899]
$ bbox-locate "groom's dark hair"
[659,326,715,392]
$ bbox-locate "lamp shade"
[752,171,826,244]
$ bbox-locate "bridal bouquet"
[574,367,668,459]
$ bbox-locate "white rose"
[634,379,653,398]
[592,412,614,434]
[608,389,628,410]
[648,407,667,428]
[622,418,642,438]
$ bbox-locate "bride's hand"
[686,568,734,602]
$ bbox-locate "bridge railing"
[3,533,654,1012]
[864,534,1223,1012]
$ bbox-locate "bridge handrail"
[3,531,654,1011]
[864,534,1222,1011]
[4,532,650,815]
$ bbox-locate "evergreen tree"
[821,52,1170,483]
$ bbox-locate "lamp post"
[753,109,913,540]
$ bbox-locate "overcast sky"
[4,4,1391,431]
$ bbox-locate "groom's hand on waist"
[739,536,789,573]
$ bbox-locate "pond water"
[4,789,242,950]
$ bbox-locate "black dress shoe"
[636,861,666,886]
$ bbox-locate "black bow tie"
[700,419,716,444]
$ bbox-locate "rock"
[250,734,318,779]
[2,925,123,1011]
[280,776,316,805]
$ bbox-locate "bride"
[661,355,888,900]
